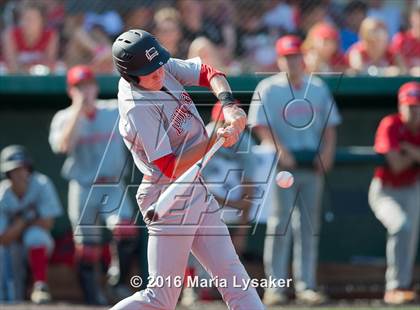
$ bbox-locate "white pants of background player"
[111,179,265,310]
[369,178,420,291]
[0,226,54,301]
[264,169,324,295]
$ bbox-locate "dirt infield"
[1,301,420,310]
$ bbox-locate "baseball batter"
[0,145,62,304]
[49,65,137,304]
[111,29,264,310]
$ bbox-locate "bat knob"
[145,209,158,223]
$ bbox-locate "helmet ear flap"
[121,73,139,84]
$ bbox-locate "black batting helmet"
[0,145,33,175]
[112,29,170,83]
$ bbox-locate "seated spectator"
[120,1,154,32]
[347,17,403,76]
[0,145,63,304]
[302,22,347,73]
[368,81,420,305]
[202,0,237,66]
[63,12,119,73]
[391,3,420,76]
[296,0,330,37]
[2,0,58,74]
[234,2,277,73]
[339,0,367,52]
[177,0,225,50]
[153,7,186,59]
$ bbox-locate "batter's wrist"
[217,91,236,107]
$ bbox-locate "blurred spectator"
[177,0,225,49]
[234,1,277,73]
[120,1,155,32]
[0,145,63,304]
[188,37,226,71]
[339,0,368,52]
[367,0,402,37]
[302,22,347,73]
[262,0,298,34]
[368,81,420,305]
[63,10,119,73]
[153,7,186,59]
[2,0,59,74]
[296,0,330,36]
[390,3,420,76]
[347,17,403,76]
[202,0,237,67]
[248,35,341,306]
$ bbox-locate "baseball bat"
[145,138,225,222]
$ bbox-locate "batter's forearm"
[209,75,232,97]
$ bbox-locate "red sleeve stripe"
[199,63,226,88]
[153,153,177,178]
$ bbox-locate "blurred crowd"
[0,0,419,76]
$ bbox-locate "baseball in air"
[276,171,294,188]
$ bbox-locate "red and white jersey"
[11,26,55,67]
[391,30,420,67]
[117,58,210,180]
[374,113,420,187]
[348,41,394,70]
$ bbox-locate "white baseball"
[276,171,294,188]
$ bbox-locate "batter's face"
[138,66,165,91]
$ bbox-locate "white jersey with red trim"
[117,57,208,180]
[49,100,127,184]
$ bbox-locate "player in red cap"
[369,81,420,305]
[49,65,138,304]
[249,35,341,306]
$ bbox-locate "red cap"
[67,65,95,86]
[276,35,302,56]
[398,82,420,106]
[311,23,339,40]
[211,100,241,122]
